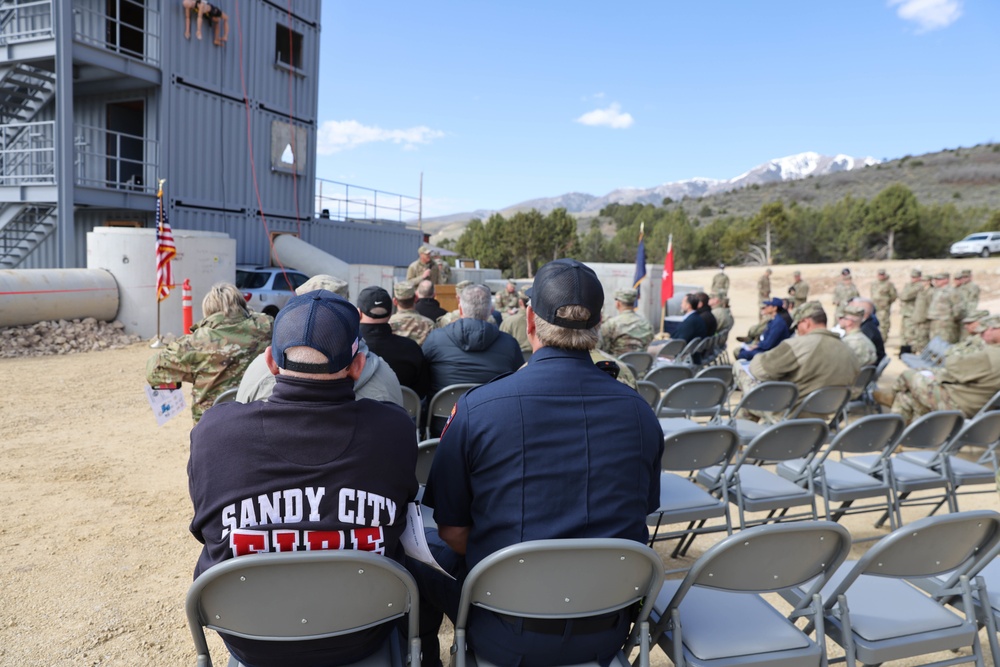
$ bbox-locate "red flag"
[155,182,176,302]
[660,235,674,307]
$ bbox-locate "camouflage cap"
[507,278,516,285]
[615,288,638,304]
[792,301,825,327]
[962,309,990,324]
[418,244,432,254]
[934,272,950,280]
[518,285,531,302]
[982,315,1000,330]
[455,280,473,291]
[842,304,865,318]
[393,282,416,299]
[296,274,349,299]
[714,289,728,299]
[877,268,888,276]
[959,269,972,278]
[910,268,922,278]
[793,270,802,277]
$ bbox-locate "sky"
[315,1,999,220]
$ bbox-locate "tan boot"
[872,389,895,408]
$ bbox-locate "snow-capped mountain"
[445,152,879,221]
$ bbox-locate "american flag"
[155,182,175,302]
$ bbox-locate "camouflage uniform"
[956,273,981,340]
[911,280,932,352]
[599,310,655,357]
[842,330,877,368]
[711,271,729,294]
[390,309,435,346]
[437,310,460,328]
[757,272,771,321]
[499,309,530,357]
[870,274,898,341]
[898,272,923,349]
[495,288,520,313]
[590,349,637,390]
[832,279,860,319]
[145,310,272,422]
[433,256,451,284]
[890,339,1000,423]
[927,278,962,344]
[712,306,734,334]
[745,316,770,342]
[788,277,809,309]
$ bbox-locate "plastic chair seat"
[897,450,996,485]
[659,418,702,436]
[652,581,816,663]
[724,465,815,507]
[843,454,947,491]
[778,459,886,499]
[732,418,768,446]
[649,473,727,522]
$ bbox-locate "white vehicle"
[950,232,1000,258]
[235,265,310,316]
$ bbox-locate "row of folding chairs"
[186,511,1000,667]
[648,409,1000,560]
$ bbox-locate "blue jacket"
[738,313,792,361]
[422,318,524,393]
[672,311,708,343]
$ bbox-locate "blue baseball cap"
[271,290,360,373]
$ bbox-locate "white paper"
[400,502,455,580]
[145,385,186,426]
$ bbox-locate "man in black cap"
[358,285,431,398]
[188,290,418,667]
[412,259,662,667]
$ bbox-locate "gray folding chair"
[843,410,964,527]
[655,378,729,437]
[726,380,799,447]
[697,419,827,531]
[842,364,878,417]
[400,385,422,439]
[619,351,654,377]
[695,364,732,388]
[675,337,704,365]
[647,425,739,561]
[787,386,851,434]
[653,338,688,361]
[649,521,852,667]
[643,364,694,393]
[896,411,1000,512]
[425,383,478,439]
[635,380,661,408]
[186,550,420,667]
[415,438,439,529]
[780,511,1000,667]
[451,539,665,667]
[777,413,905,532]
[973,389,1000,420]
[212,387,239,406]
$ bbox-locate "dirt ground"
[2,257,999,666]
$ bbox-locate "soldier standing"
[432,250,451,285]
[598,288,655,356]
[711,263,729,293]
[955,269,981,339]
[494,278,520,314]
[911,275,933,353]
[757,269,772,320]
[389,282,436,345]
[870,268,898,342]
[927,272,962,344]
[898,269,923,354]
[832,268,860,320]
[405,244,441,286]
[787,270,809,309]
[710,290,734,334]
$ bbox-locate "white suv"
[950,232,1000,258]
[235,265,310,316]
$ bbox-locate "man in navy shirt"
[414,259,662,666]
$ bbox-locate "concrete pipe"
[271,234,349,282]
[0,269,119,328]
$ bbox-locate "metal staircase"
[0,62,54,124]
[0,203,55,268]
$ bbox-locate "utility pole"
[418,172,423,232]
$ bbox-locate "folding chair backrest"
[655,378,728,418]
[894,410,964,451]
[789,386,850,421]
[643,364,694,391]
[975,389,1000,419]
[619,351,654,377]
[947,411,1000,452]
[635,380,661,408]
[663,522,851,610]
[874,354,891,380]
[661,425,740,472]
[833,511,1000,584]
[426,383,478,438]
[212,387,239,406]
[730,381,798,417]
[400,385,421,421]
[186,550,419,663]
[655,338,687,359]
[416,438,439,486]
[676,337,703,363]
[695,364,733,388]
[826,413,905,456]
[852,365,877,393]
[742,418,829,464]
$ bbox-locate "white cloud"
[575,102,634,129]
[889,0,962,32]
[316,120,444,155]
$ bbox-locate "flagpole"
[150,179,167,348]
[660,233,673,333]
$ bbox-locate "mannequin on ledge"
[183,0,229,46]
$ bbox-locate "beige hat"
[934,272,950,280]
[615,288,638,305]
[962,309,990,324]
[842,304,865,318]
[393,282,416,299]
[418,244,432,255]
[296,274,349,299]
[981,315,1000,330]
[455,280,473,291]
[910,269,922,278]
[792,301,825,327]
[877,268,888,276]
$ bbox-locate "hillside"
[427,142,1000,244]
